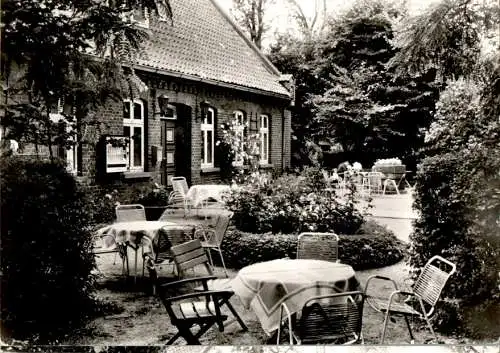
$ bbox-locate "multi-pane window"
[123,99,144,172]
[233,110,245,166]
[201,107,215,168]
[260,114,269,164]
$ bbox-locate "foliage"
[84,181,170,226]
[410,151,499,305]
[221,224,406,270]
[308,2,439,168]
[225,166,365,234]
[389,0,499,80]
[216,117,262,183]
[0,156,97,341]
[230,0,274,49]
[1,0,172,159]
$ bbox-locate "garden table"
[186,184,231,208]
[97,220,180,282]
[230,258,360,335]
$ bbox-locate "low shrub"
[1,156,97,342]
[221,221,405,270]
[226,166,364,235]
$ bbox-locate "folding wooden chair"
[277,291,365,345]
[297,232,340,263]
[365,255,456,343]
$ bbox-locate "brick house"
[43,0,293,187]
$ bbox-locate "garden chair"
[157,275,247,345]
[115,204,146,222]
[193,211,233,277]
[143,225,195,294]
[297,232,340,263]
[277,291,365,345]
[93,232,129,276]
[364,172,383,195]
[168,176,192,216]
[364,255,456,343]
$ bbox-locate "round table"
[97,220,183,282]
[230,258,359,334]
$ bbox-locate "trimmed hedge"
[220,221,406,271]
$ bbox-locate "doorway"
[160,103,191,186]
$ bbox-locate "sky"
[214,0,441,48]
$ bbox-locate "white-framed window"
[49,98,79,174]
[201,107,215,168]
[130,5,149,28]
[260,114,269,164]
[233,110,246,166]
[123,99,145,172]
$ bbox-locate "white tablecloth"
[97,220,179,250]
[186,184,231,208]
[231,258,359,334]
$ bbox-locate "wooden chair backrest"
[170,239,213,277]
[115,204,146,222]
[297,232,339,262]
[153,225,195,263]
[171,177,189,195]
[412,255,456,308]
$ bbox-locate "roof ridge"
[209,0,282,77]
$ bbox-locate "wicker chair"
[365,255,456,343]
[168,176,192,216]
[297,232,340,263]
[115,204,146,222]
[194,211,233,277]
[277,291,365,345]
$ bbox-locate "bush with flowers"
[225,166,364,234]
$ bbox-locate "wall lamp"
[156,94,170,117]
[199,99,210,121]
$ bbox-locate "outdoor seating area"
[87,183,458,346]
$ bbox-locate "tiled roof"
[136,0,291,98]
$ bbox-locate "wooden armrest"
[164,290,234,304]
[159,275,218,290]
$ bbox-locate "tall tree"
[231,0,273,49]
[308,0,439,168]
[1,0,172,157]
[284,0,328,40]
[389,0,500,81]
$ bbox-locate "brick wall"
[11,71,292,187]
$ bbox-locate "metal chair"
[277,291,365,345]
[365,255,456,343]
[194,211,233,277]
[297,232,340,263]
[93,232,128,276]
[143,225,195,294]
[363,172,383,195]
[115,204,146,222]
[168,176,192,216]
